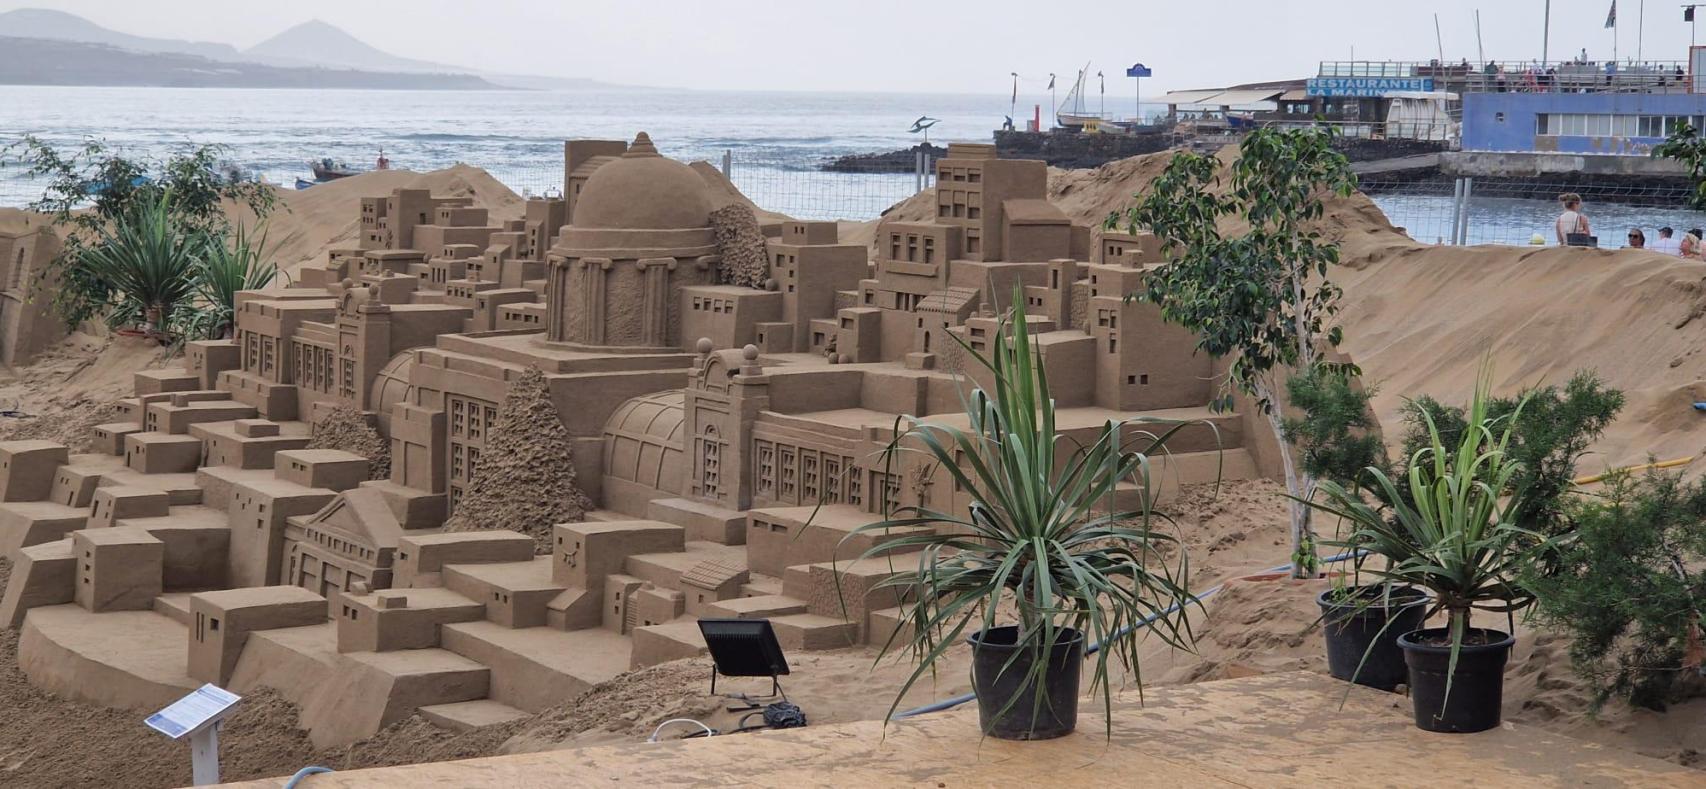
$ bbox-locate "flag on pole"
[1011,72,1018,104]
[1606,0,1617,28]
[1047,74,1056,90]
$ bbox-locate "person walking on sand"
[1652,227,1681,255]
[1555,193,1592,246]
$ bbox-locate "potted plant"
[1304,372,1543,732]
[843,290,1200,740]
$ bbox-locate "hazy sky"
[6,0,1699,94]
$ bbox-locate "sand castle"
[0,133,1280,746]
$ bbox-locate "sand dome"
[571,132,712,230]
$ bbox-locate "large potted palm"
[1304,373,1543,732]
[842,291,1201,740]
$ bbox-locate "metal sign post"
[146,684,242,786]
[1126,63,1152,122]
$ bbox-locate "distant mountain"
[244,20,461,74]
[0,36,500,90]
[244,19,618,89]
[0,8,245,61]
[0,9,620,90]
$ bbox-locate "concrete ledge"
[219,672,1692,788]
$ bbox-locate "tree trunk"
[1254,377,1316,579]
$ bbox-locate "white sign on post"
[146,684,241,786]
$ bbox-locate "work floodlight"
[697,618,791,698]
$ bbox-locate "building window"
[923,237,936,264]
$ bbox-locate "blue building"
[1462,92,1706,155]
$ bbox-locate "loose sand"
[2,151,1704,782]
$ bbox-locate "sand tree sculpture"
[1107,127,1358,578]
[708,203,772,289]
[307,406,390,480]
[444,367,591,549]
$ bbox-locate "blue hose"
[892,552,1362,720]
[284,766,333,788]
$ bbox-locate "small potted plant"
[843,290,1201,740]
[1304,372,1543,732]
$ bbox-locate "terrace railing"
[1317,60,1696,94]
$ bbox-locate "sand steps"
[702,594,807,620]
[152,592,194,626]
[623,541,746,591]
[418,699,531,732]
[769,613,858,651]
[440,621,632,712]
[442,557,565,629]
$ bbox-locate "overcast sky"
[5,0,1697,94]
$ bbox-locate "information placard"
[145,684,241,740]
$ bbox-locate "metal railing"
[1317,60,1696,94]
[1361,174,1705,248]
[2,150,937,223]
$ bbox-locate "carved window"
[778,445,797,502]
[801,451,820,503]
[701,437,723,499]
[847,466,864,508]
[755,441,776,498]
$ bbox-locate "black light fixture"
[697,618,791,698]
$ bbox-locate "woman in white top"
[1555,192,1591,246]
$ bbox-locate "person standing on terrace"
[1554,193,1592,246]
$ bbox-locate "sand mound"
[854,148,1402,260]
[223,165,527,283]
[443,368,591,550]
[1332,241,1706,472]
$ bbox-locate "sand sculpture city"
[0,132,1280,746]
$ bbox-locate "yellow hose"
[1573,457,1695,486]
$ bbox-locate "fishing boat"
[309,158,361,181]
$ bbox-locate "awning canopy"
[1204,88,1286,107]
[1161,89,1225,105]
[1278,89,1312,102]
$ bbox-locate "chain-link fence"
[2,149,933,223]
[1362,174,1706,248]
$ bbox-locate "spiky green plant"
[176,223,278,341]
[77,190,203,334]
[842,288,1203,738]
[1302,368,1546,712]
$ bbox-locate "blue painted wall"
[1462,92,1706,154]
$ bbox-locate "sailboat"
[1054,63,1100,130]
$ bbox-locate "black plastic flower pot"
[966,625,1084,740]
[1397,627,1515,733]
[1317,585,1429,692]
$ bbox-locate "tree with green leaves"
[2,136,276,330]
[1106,127,1359,577]
[1652,122,1706,210]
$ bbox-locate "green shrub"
[1397,370,1623,543]
[3,136,276,330]
[175,223,278,341]
[1283,368,1386,490]
[1530,470,1706,710]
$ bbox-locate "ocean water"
[0,85,1043,219]
[6,85,1704,237]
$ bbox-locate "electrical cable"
[283,766,333,788]
[648,717,714,742]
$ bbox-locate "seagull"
[908,116,940,134]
